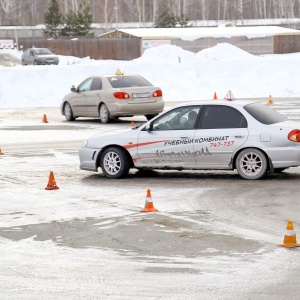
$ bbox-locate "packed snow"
[1,42,300,110]
[2,40,300,299]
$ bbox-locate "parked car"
[79,100,300,180]
[60,71,164,123]
[21,48,59,65]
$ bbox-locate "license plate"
[132,92,150,98]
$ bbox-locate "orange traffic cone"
[42,114,49,123]
[140,189,158,212]
[268,95,273,104]
[278,220,300,248]
[0,148,4,155]
[213,92,218,100]
[45,171,59,190]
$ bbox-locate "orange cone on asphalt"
[42,114,49,123]
[278,220,300,248]
[268,95,273,104]
[45,171,59,190]
[213,92,218,100]
[141,189,158,212]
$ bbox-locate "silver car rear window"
[244,102,287,124]
[107,76,152,88]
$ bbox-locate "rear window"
[107,75,152,88]
[244,102,287,124]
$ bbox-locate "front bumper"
[79,147,101,171]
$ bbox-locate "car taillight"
[113,92,130,99]
[152,90,162,97]
[288,129,300,142]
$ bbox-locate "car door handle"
[234,134,245,138]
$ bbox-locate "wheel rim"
[100,105,108,123]
[65,104,72,119]
[239,152,263,177]
[103,151,121,175]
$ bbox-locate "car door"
[86,77,103,117]
[27,50,35,65]
[136,106,201,168]
[71,78,93,117]
[194,105,249,168]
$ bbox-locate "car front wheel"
[236,148,268,180]
[64,102,75,121]
[100,147,130,179]
[99,104,110,123]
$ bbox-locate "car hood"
[86,127,141,148]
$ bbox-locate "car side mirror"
[146,122,153,131]
[71,85,77,92]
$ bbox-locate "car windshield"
[244,102,287,124]
[34,48,52,55]
[107,76,152,88]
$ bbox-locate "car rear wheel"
[236,148,268,180]
[34,60,38,65]
[99,104,110,123]
[64,102,75,121]
[22,60,26,66]
[100,147,130,179]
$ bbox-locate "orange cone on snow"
[213,92,218,100]
[45,171,59,190]
[0,148,4,155]
[268,95,273,104]
[42,114,49,123]
[141,189,158,212]
[131,121,135,128]
[278,220,300,248]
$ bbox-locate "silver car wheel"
[103,151,121,175]
[64,103,75,121]
[100,147,130,178]
[236,148,268,180]
[99,104,110,124]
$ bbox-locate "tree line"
[0,0,300,27]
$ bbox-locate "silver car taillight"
[288,129,300,142]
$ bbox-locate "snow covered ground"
[2,42,300,299]
[1,42,300,110]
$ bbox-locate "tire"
[100,147,130,179]
[274,168,287,173]
[22,60,26,66]
[34,60,38,65]
[145,114,158,121]
[236,148,268,180]
[64,102,75,121]
[99,104,110,124]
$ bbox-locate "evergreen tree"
[155,3,189,28]
[61,0,92,37]
[44,0,63,38]
[76,0,93,36]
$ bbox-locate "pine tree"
[44,0,63,38]
[76,0,93,36]
[155,4,189,28]
[61,0,92,37]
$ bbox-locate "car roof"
[172,99,257,108]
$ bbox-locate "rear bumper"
[79,147,101,171]
[266,146,300,168]
[108,100,164,116]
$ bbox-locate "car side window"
[152,106,201,131]
[78,78,93,92]
[90,78,102,91]
[199,105,248,129]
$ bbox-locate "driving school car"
[79,100,300,180]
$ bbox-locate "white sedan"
[79,100,300,180]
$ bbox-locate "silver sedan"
[79,100,300,180]
[60,73,164,123]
